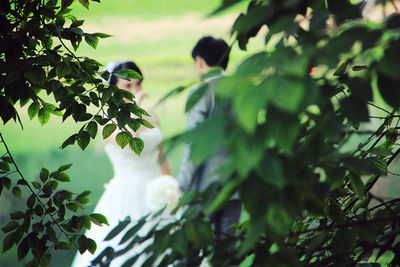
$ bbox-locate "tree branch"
[0,132,77,249]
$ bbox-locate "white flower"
[145,175,182,213]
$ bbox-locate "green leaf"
[80,215,92,230]
[78,235,88,254]
[58,163,73,172]
[77,131,90,150]
[40,168,49,183]
[31,181,41,190]
[367,157,387,175]
[55,241,71,250]
[70,27,83,35]
[119,219,146,245]
[76,190,92,199]
[10,210,24,220]
[1,157,12,164]
[17,237,29,260]
[266,204,293,234]
[172,230,188,255]
[53,172,70,182]
[258,155,285,188]
[352,65,368,71]
[78,0,89,9]
[61,0,74,10]
[211,0,243,15]
[89,213,109,226]
[206,178,241,215]
[40,253,52,267]
[115,131,131,149]
[3,231,19,252]
[237,217,266,256]
[27,194,36,208]
[265,76,305,113]
[331,229,357,254]
[55,61,71,78]
[333,62,349,76]
[87,238,97,254]
[70,19,84,28]
[2,221,19,233]
[94,32,112,38]
[24,66,46,86]
[60,134,77,149]
[34,205,44,216]
[350,175,365,198]
[102,124,117,139]
[185,83,208,113]
[2,177,11,189]
[38,108,50,125]
[122,256,140,267]
[157,85,188,105]
[267,107,300,151]
[341,96,369,122]
[377,73,400,109]
[84,33,98,49]
[104,217,131,241]
[86,121,98,139]
[12,187,22,199]
[0,162,10,171]
[129,137,144,155]
[66,203,78,212]
[183,222,199,243]
[28,102,40,120]
[100,70,110,81]
[113,69,143,81]
[367,147,393,157]
[138,118,154,129]
[43,103,62,116]
[127,119,141,132]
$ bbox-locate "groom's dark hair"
[192,36,230,70]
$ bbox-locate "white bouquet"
[145,175,182,214]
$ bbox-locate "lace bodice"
[104,127,163,178]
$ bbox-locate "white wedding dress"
[71,127,164,267]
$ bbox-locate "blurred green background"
[0,0,265,266]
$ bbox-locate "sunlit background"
[0,1,265,266]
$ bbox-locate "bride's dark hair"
[109,61,143,86]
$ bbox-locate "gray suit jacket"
[177,71,226,193]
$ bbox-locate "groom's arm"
[177,84,215,192]
[177,144,195,192]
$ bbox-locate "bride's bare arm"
[158,147,172,175]
[149,111,173,175]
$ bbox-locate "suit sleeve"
[177,84,215,192]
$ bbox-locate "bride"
[71,60,180,267]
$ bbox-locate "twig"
[0,132,76,248]
[368,197,400,212]
[295,214,400,235]
[345,146,400,212]
[367,102,392,115]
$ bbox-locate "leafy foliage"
[95,0,400,266]
[0,0,152,265]
[0,141,99,266]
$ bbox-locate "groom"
[178,36,241,241]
